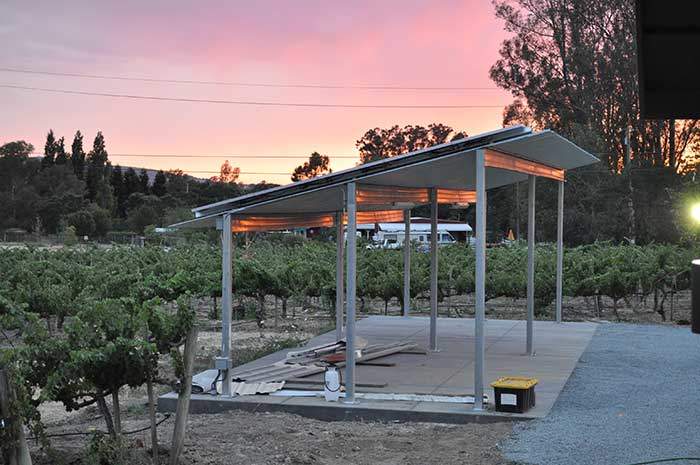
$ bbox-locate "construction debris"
[224,340,418,387]
[285,337,368,364]
[230,381,285,396]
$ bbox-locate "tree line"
[0,131,274,239]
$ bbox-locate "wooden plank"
[357,361,396,367]
[285,379,388,388]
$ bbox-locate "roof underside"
[174,126,598,229]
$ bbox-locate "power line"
[188,170,289,175]
[0,67,501,91]
[0,84,506,109]
[30,153,358,159]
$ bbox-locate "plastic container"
[490,377,538,413]
[324,367,341,402]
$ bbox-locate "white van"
[372,230,457,249]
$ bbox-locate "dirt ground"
[31,405,512,465]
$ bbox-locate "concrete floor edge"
[158,393,531,424]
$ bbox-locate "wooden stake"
[169,326,198,465]
[147,375,159,465]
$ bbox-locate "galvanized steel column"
[474,149,486,411]
[555,180,564,323]
[526,175,536,355]
[403,209,411,317]
[342,182,358,403]
[335,212,345,340]
[221,213,233,396]
[429,188,439,351]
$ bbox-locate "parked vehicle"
[369,230,457,249]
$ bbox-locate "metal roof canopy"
[187,125,599,406]
[174,126,598,229]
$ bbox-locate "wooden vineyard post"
[0,368,32,465]
[169,326,198,465]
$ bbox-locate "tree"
[291,152,332,182]
[41,130,57,169]
[489,0,699,171]
[122,167,140,200]
[152,171,167,197]
[85,132,113,210]
[138,168,150,194]
[210,160,240,184]
[130,205,160,233]
[0,141,37,231]
[356,124,467,163]
[64,210,96,237]
[110,165,125,217]
[0,141,34,196]
[70,131,86,179]
[54,137,69,165]
[88,204,112,237]
[32,165,85,234]
[489,0,700,245]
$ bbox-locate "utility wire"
[0,67,501,91]
[31,153,358,159]
[188,170,289,175]
[0,84,506,109]
[28,413,172,439]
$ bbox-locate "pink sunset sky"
[0,0,513,184]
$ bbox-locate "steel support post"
[342,182,358,403]
[335,212,345,340]
[429,188,439,351]
[474,149,487,411]
[526,175,536,355]
[220,213,233,396]
[555,180,564,323]
[403,209,411,317]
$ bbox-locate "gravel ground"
[502,323,700,465]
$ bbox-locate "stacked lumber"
[228,340,418,385]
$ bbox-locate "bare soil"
[32,406,512,465]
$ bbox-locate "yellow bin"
[491,377,538,413]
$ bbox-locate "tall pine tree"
[85,132,112,208]
[138,168,149,194]
[110,165,125,217]
[152,170,167,197]
[71,131,86,179]
[41,130,57,169]
[122,167,140,198]
[54,137,69,165]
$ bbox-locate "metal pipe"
[555,181,564,324]
[342,182,358,404]
[474,149,486,411]
[221,213,233,396]
[335,212,345,340]
[526,175,536,355]
[403,209,411,317]
[429,188,438,351]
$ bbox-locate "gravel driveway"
[502,323,700,465]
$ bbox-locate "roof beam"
[484,148,565,181]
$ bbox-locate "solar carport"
[172,125,598,410]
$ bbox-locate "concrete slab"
[159,316,598,423]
